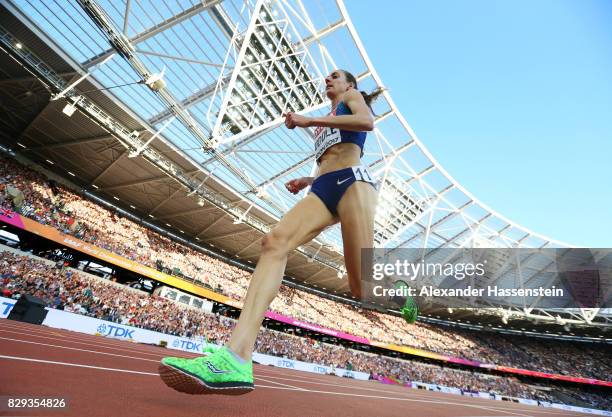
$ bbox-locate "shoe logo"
[337,177,351,185]
[205,361,232,374]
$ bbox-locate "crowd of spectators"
[1,155,611,383]
[1,251,610,410]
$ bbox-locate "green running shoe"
[202,343,220,355]
[159,347,254,395]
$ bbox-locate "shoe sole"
[158,362,254,395]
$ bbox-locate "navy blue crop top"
[313,101,367,163]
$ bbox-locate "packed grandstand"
[1,154,610,411]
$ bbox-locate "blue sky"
[348,0,612,247]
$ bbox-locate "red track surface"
[0,319,593,417]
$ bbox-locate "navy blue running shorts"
[309,165,377,216]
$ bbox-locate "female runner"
[160,69,382,394]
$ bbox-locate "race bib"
[351,166,376,185]
[314,127,341,161]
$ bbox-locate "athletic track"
[0,319,593,417]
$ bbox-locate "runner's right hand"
[285,177,311,194]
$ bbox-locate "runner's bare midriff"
[317,143,361,177]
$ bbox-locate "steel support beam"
[156,206,219,220]
[23,134,115,151]
[148,186,187,216]
[148,77,228,125]
[235,236,262,256]
[0,72,77,86]
[98,174,169,191]
[82,0,224,68]
[301,19,346,45]
[77,0,260,193]
[195,213,227,238]
[203,227,255,241]
[90,149,128,184]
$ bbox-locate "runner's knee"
[261,228,290,257]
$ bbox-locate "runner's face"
[325,70,352,100]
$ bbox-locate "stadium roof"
[0,0,609,334]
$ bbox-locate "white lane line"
[251,385,534,416]
[253,372,500,405]
[2,325,202,358]
[254,369,412,392]
[0,354,302,391]
[256,376,307,391]
[254,371,584,415]
[255,368,482,399]
[0,355,583,416]
[254,368,401,389]
[252,373,423,396]
[0,321,164,348]
[0,327,436,397]
[0,323,176,355]
[0,354,158,376]
[254,376,538,416]
[0,324,170,349]
[0,329,171,358]
[466,404,572,416]
[255,368,362,384]
[253,373,479,402]
[0,335,159,363]
[0,324,591,416]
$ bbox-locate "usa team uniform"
[310,101,377,215]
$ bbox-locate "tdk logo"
[1,301,15,316]
[174,340,203,352]
[277,359,295,369]
[96,323,134,339]
[314,366,326,374]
